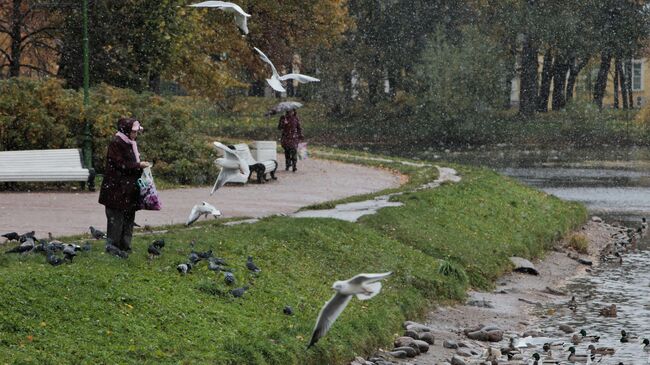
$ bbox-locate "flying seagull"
[308,272,392,348]
[187,201,222,226]
[189,1,251,35]
[211,142,250,195]
[253,47,320,93]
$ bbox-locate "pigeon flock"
[3,230,88,266]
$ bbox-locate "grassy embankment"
[0,151,586,364]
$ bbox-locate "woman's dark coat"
[98,136,142,210]
[278,114,303,149]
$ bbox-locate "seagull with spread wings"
[307,272,392,348]
[189,1,251,35]
[186,201,222,226]
[211,142,250,195]
[253,47,320,93]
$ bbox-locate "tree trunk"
[551,55,569,110]
[593,52,612,108]
[9,0,23,77]
[613,59,620,108]
[536,49,553,112]
[519,34,538,117]
[616,59,629,109]
[565,58,587,103]
[626,60,634,108]
[148,72,161,94]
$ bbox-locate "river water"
[419,146,650,363]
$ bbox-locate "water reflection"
[537,245,650,363]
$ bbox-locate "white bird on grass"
[186,201,222,226]
[307,272,392,348]
[189,1,251,35]
[253,47,320,93]
[211,142,250,195]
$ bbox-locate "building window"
[632,59,643,91]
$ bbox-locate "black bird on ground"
[209,257,228,266]
[152,239,165,249]
[208,260,222,272]
[82,242,92,251]
[105,244,128,258]
[246,256,261,273]
[148,244,161,257]
[19,231,36,242]
[283,306,293,315]
[188,252,201,265]
[5,238,35,254]
[230,286,249,298]
[224,272,235,285]
[197,250,213,259]
[63,245,77,261]
[177,263,193,274]
[2,232,19,241]
[46,251,64,266]
[89,226,106,240]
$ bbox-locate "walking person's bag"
[137,167,162,210]
[298,142,308,160]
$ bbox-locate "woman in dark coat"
[98,117,150,252]
[278,109,303,171]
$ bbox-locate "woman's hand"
[140,161,151,168]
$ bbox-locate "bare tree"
[0,0,62,77]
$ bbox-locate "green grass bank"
[0,153,586,364]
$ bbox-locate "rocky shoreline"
[350,217,635,365]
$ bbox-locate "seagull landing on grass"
[211,142,250,195]
[253,47,319,93]
[187,201,222,226]
[307,272,392,348]
[189,1,251,35]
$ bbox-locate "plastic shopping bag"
[137,167,162,210]
[298,142,308,160]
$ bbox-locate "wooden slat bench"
[0,148,96,190]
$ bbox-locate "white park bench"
[0,148,96,190]
[229,143,278,183]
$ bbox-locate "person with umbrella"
[278,108,303,172]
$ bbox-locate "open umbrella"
[265,101,303,117]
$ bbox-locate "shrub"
[0,78,216,185]
[567,232,589,254]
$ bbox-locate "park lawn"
[0,153,586,365]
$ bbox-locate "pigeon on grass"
[177,263,193,275]
[19,231,36,243]
[46,252,64,266]
[152,239,165,249]
[246,256,261,273]
[89,226,106,240]
[5,238,35,254]
[148,244,161,258]
[307,272,392,348]
[230,286,248,298]
[105,244,128,258]
[63,245,77,261]
[224,272,235,285]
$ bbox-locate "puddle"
[291,194,404,222]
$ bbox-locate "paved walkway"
[0,156,402,239]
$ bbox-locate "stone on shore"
[456,348,473,357]
[591,216,603,223]
[388,350,407,359]
[443,339,459,349]
[413,340,430,353]
[394,336,415,348]
[509,256,539,275]
[466,329,503,342]
[404,330,419,339]
[522,329,544,337]
[405,323,432,333]
[418,332,435,344]
[450,355,468,365]
[393,346,418,357]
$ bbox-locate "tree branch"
[20,26,57,43]
[0,47,12,62]
[19,63,54,75]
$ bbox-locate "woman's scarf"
[115,131,141,163]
